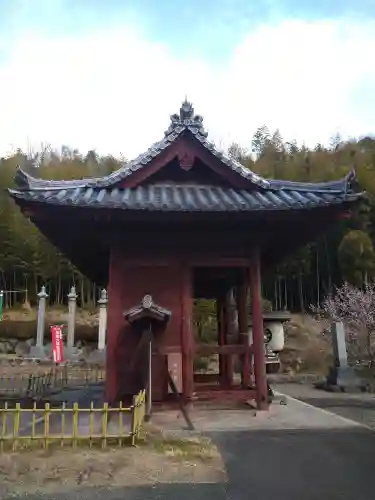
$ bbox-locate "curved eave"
[8,184,364,214]
[12,163,358,201]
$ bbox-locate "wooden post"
[181,265,194,400]
[224,291,233,386]
[249,247,268,410]
[145,325,152,421]
[216,296,226,381]
[236,273,250,387]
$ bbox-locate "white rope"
[0,290,28,294]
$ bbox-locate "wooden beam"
[195,344,251,355]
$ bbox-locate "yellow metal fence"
[0,389,146,451]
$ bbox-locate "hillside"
[0,308,331,375]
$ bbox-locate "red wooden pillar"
[236,272,250,387]
[181,265,194,400]
[249,248,268,410]
[216,296,226,381]
[224,291,234,386]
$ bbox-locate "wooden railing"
[0,365,106,399]
[195,344,253,356]
[0,389,146,451]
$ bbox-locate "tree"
[0,121,372,313]
[227,143,248,164]
[316,282,375,368]
[338,230,375,286]
[251,125,271,160]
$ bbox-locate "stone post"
[89,289,108,364]
[29,286,49,359]
[326,321,361,391]
[98,289,108,351]
[65,286,79,360]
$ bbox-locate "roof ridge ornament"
[164,98,208,138]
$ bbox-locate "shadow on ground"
[4,427,375,500]
[211,427,375,500]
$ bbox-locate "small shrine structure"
[9,100,362,410]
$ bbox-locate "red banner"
[51,325,65,363]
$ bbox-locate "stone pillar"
[98,289,108,350]
[29,286,49,359]
[65,286,79,360]
[88,289,108,364]
[326,321,361,391]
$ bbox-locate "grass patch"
[152,437,219,462]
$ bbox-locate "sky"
[0,0,374,159]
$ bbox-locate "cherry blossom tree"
[314,282,375,367]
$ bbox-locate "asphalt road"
[273,382,375,429]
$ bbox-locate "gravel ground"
[4,425,374,500]
[273,382,375,429]
[3,382,375,499]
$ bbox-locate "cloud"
[0,16,374,159]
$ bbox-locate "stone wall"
[0,336,98,359]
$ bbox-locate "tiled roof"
[9,100,362,213]
[9,182,360,213]
[12,100,271,192]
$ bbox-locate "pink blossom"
[311,282,375,366]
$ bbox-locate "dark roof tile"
[9,183,360,213]
[9,100,362,214]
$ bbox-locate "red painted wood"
[157,345,183,355]
[249,247,269,410]
[224,292,234,385]
[216,296,225,380]
[105,246,185,403]
[193,386,257,403]
[236,276,250,387]
[194,373,221,384]
[195,344,251,355]
[178,149,195,170]
[181,264,194,401]
[105,246,118,404]
[108,257,250,267]
[117,135,252,190]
